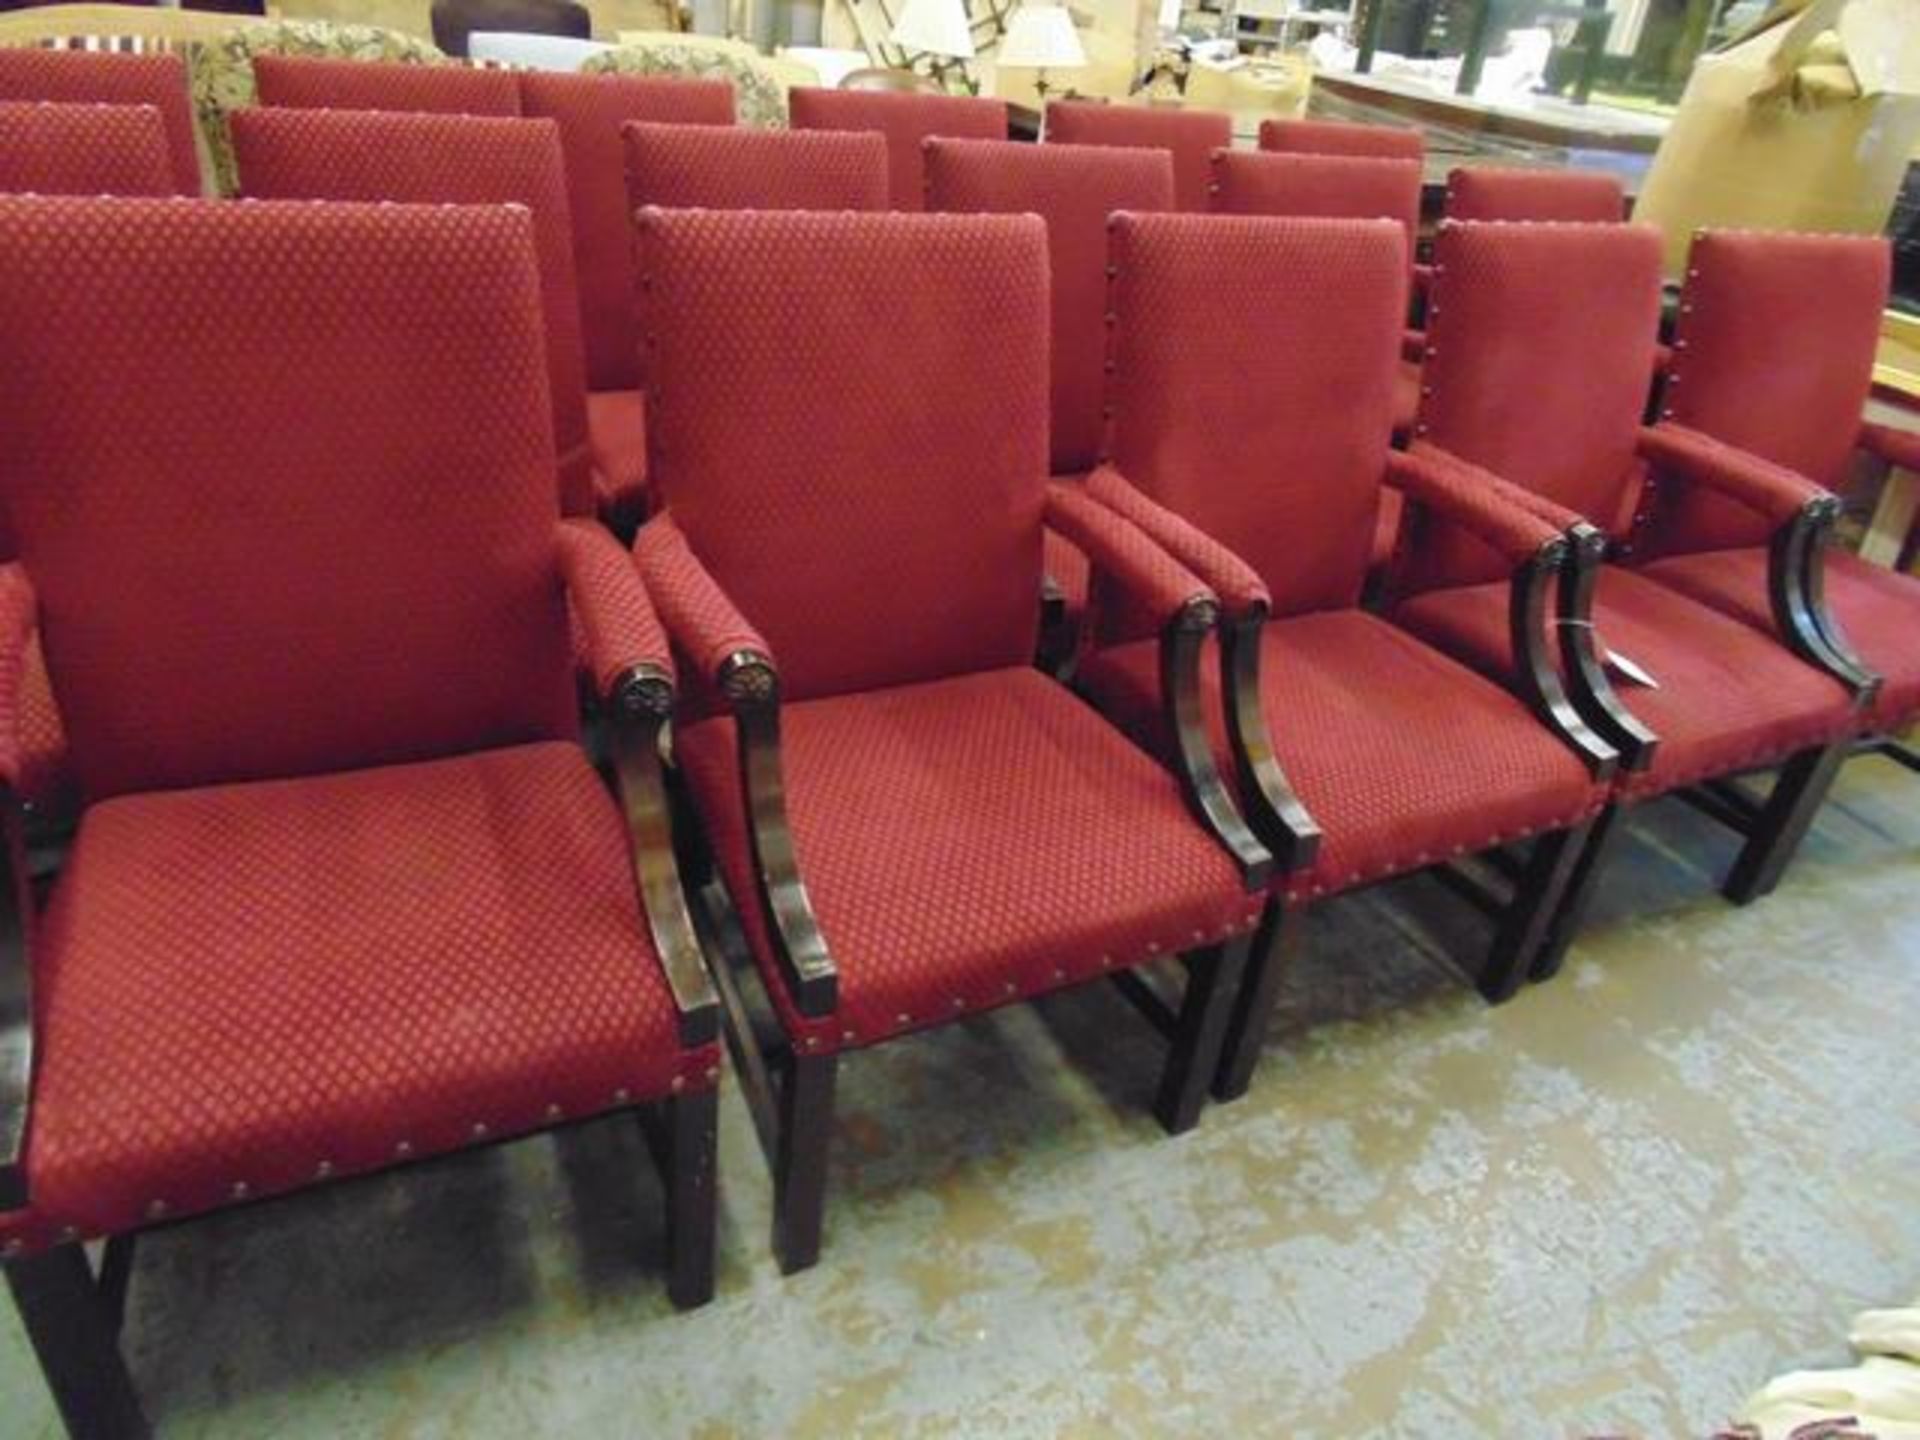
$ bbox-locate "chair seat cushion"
[674,667,1262,1054]
[1395,566,1856,800]
[1639,546,1920,736]
[6,742,711,1247]
[1393,356,1420,436]
[587,388,648,528]
[1075,609,1604,899]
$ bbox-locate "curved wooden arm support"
[1770,499,1881,706]
[0,792,32,1211]
[1509,533,1619,781]
[1219,605,1322,879]
[719,650,838,1018]
[1557,523,1659,773]
[1160,597,1273,892]
[607,662,719,1050]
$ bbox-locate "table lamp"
[890,0,977,60]
[997,3,1086,101]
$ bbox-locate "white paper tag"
[1603,646,1660,689]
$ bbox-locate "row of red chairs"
[1,51,1917,1440]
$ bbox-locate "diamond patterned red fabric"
[0,49,199,194]
[1632,231,1889,559]
[1443,166,1624,223]
[623,119,888,212]
[1640,546,1920,736]
[633,510,771,683]
[230,106,596,518]
[1209,149,1421,245]
[0,742,714,1249]
[586,388,649,527]
[1258,116,1423,162]
[1042,100,1228,213]
[0,100,177,197]
[925,138,1174,473]
[1101,212,1405,629]
[674,668,1262,1051]
[636,209,1048,700]
[1406,220,1665,591]
[556,517,671,697]
[1395,566,1856,798]
[787,87,1006,212]
[1077,610,1604,898]
[0,196,574,800]
[518,72,735,391]
[251,54,522,117]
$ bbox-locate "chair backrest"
[1259,115,1423,163]
[1209,149,1421,253]
[1631,230,1890,559]
[431,0,590,58]
[1444,165,1624,223]
[637,209,1048,700]
[0,48,199,193]
[0,196,575,800]
[0,100,178,196]
[519,71,735,391]
[230,106,595,518]
[1409,219,1665,589]
[1104,213,1407,621]
[925,138,1174,476]
[251,53,523,116]
[623,120,888,212]
[1043,99,1229,213]
[787,86,1007,211]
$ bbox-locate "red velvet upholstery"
[231,106,595,517]
[633,510,770,684]
[1100,212,1406,625]
[1042,100,1229,213]
[1084,464,1271,617]
[1443,165,1625,223]
[1043,480,1214,621]
[0,49,199,194]
[0,196,575,800]
[634,209,1047,700]
[0,566,70,811]
[1258,116,1423,162]
[555,516,672,695]
[1631,231,1889,558]
[1209,149,1421,243]
[0,101,177,197]
[787,87,1006,212]
[517,72,734,392]
[924,138,1174,473]
[623,120,889,213]
[674,668,1261,1051]
[1395,567,1856,798]
[585,388,649,528]
[1404,220,1665,590]
[1639,546,1920,735]
[251,53,522,117]
[1076,612,1602,898]
[1860,420,1920,475]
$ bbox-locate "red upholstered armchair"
[0,101,178,197]
[0,196,721,1436]
[1443,165,1627,222]
[923,137,1176,654]
[0,49,201,194]
[231,107,596,517]
[1390,221,1865,949]
[250,53,523,116]
[519,72,734,532]
[1258,115,1424,162]
[1042,99,1230,213]
[633,208,1272,1272]
[785,86,1007,210]
[1624,231,1920,754]
[1072,214,1614,1101]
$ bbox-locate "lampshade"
[997,4,1086,68]
[890,0,976,59]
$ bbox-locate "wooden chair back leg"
[771,1049,837,1276]
[1153,931,1254,1135]
[1477,820,1594,1005]
[6,1244,149,1439]
[1723,742,1849,905]
[1528,802,1621,985]
[1208,901,1298,1105]
[663,1088,719,1310]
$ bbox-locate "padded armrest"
[1637,423,1829,526]
[1860,419,1920,474]
[0,566,38,795]
[633,512,774,686]
[1083,465,1272,618]
[1405,441,1589,535]
[1044,483,1216,629]
[557,518,674,704]
[1385,447,1566,563]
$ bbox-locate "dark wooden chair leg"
[1478,820,1591,1005]
[663,1087,719,1309]
[1723,742,1847,905]
[1528,803,1621,984]
[771,1048,836,1276]
[1209,901,1296,1105]
[1153,927,1253,1135]
[5,1244,149,1440]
